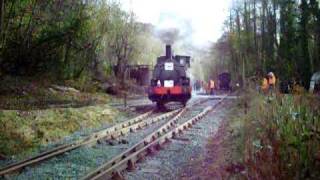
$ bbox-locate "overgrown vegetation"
[239,91,320,179]
[0,0,161,158]
[0,0,161,81]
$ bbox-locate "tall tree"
[310,0,320,70]
[298,0,312,88]
[278,0,296,79]
[204,0,320,89]
[0,0,4,34]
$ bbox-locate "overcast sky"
[121,0,232,46]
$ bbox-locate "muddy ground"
[180,105,245,180]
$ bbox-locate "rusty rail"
[82,95,228,180]
[0,97,223,177]
[81,108,187,180]
[0,109,181,176]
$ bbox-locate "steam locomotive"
[148,45,192,108]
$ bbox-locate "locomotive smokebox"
[166,45,172,59]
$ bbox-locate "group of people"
[194,72,276,95]
[193,79,216,95]
[261,72,276,94]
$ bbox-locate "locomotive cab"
[148,45,192,107]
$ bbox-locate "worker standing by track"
[268,72,276,94]
[260,72,277,95]
[209,79,215,95]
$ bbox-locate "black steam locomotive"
[148,45,192,108]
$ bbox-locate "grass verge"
[0,104,119,158]
[238,90,320,179]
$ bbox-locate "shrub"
[242,92,320,179]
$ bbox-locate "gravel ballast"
[2,97,223,179]
[124,100,229,180]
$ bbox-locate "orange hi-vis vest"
[210,80,215,89]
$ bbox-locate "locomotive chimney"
[165,45,172,59]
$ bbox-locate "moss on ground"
[0,105,119,157]
[0,76,115,110]
[0,77,143,160]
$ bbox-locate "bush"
[241,92,320,179]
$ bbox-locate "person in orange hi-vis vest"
[268,72,276,93]
[210,80,215,95]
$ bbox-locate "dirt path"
[180,102,245,180]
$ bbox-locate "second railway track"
[82,95,228,180]
[0,98,210,179]
[0,108,180,177]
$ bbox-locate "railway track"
[0,97,221,178]
[0,109,181,177]
[82,95,227,180]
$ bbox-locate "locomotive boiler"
[148,45,192,108]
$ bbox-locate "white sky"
[121,0,232,46]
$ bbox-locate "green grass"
[0,104,119,157]
[0,76,113,110]
[0,76,122,157]
[0,76,143,159]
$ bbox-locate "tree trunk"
[236,9,245,87]
[300,0,312,88]
[253,0,259,71]
[242,54,246,88]
[261,0,267,73]
[63,38,71,79]
[0,0,4,34]
[312,0,320,70]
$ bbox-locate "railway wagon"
[148,45,192,108]
[218,72,232,91]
